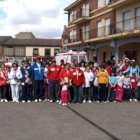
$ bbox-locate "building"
[0,32,62,63]
[63,0,140,64]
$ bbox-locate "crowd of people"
[0,55,140,106]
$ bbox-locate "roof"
[64,0,84,11]
[2,38,62,47]
[0,36,12,43]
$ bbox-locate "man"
[47,59,61,103]
[31,55,45,102]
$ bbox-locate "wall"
[26,46,61,57]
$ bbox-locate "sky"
[0,0,75,38]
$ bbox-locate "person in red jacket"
[47,59,62,103]
[71,63,85,103]
[0,63,9,102]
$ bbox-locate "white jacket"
[84,71,94,87]
[8,68,23,85]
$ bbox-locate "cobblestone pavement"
[0,102,140,140]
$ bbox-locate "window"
[33,48,39,56]
[15,47,24,56]
[82,3,89,17]
[105,18,111,35]
[97,20,103,37]
[82,25,89,40]
[70,11,77,22]
[123,11,132,31]
[98,0,103,8]
[105,0,110,5]
[71,55,78,63]
[4,47,14,56]
[45,49,51,56]
[136,8,140,28]
[70,30,77,42]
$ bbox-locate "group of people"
[0,55,140,106]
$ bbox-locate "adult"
[8,63,23,103]
[21,60,32,103]
[0,63,9,102]
[71,64,85,103]
[47,59,61,103]
[31,55,45,102]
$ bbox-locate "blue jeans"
[73,85,82,103]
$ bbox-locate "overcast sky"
[0,0,75,38]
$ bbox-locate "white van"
[55,50,88,65]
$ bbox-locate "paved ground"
[0,102,140,140]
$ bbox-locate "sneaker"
[22,100,25,103]
[134,99,138,102]
[1,99,4,103]
[62,103,65,106]
[44,99,48,102]
[34,99,38,103]
[114,101,116,103]
[96,101,99,103]
[39,99,42,102]
[104,101,107,103]
[59,100,62,105]
[12,100,15,103]
[4,99,8,103]
[27,100,31,103]
[49,100,53,103]
[16,100,19,103]
[107,101,109,103]
[88,100,92,103]
[56,100,59,103]
[83,100,86,103]
[129,99,132,102]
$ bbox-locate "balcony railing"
[68,16,140,43]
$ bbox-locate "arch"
[119,42,140,64]
[98,46,115,64]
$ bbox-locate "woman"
[71,64,85,103]
[8,63,23,103]
[0,63,9,102]
[21,60,32,103]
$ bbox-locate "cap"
[35,55,41,60]
[51,59,56,63]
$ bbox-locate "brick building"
[63,0,140,64]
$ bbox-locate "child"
[97,64,109,103]
[122,73,131,102]
[137,73,140,101]
[83,66,94,103]
[93,68,99,102]
[108,72,117,102]
[60,77,69,106]
[116,71,124,102]
[130,73,137,102]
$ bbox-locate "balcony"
[73,9,90,25]
[66,16,140,45]
[109,0,138,9]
